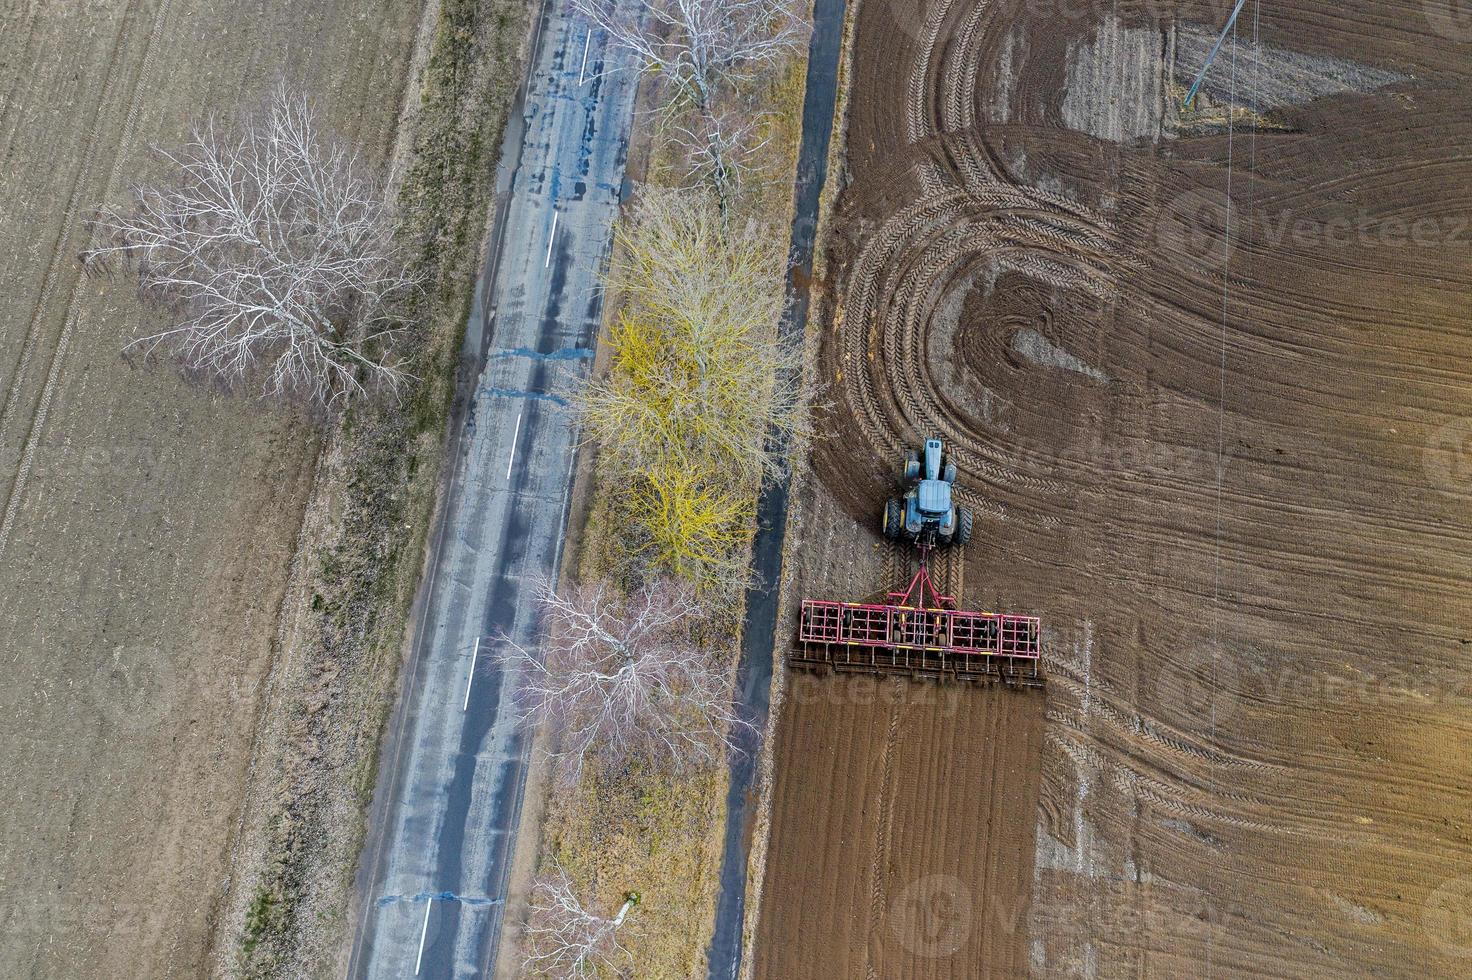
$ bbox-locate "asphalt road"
[705,0,848,975]
[345,5,638,977]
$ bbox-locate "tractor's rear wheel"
[955,506,974,546]
[883,498,903,540]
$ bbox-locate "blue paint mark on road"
[375,891,502,908]
[491,346,592,362]
[480,386,569,407]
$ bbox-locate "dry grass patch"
[539,758,727,977]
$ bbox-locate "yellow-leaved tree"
[576,188,803,594]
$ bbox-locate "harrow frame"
[792,545,1042,686]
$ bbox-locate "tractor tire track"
[0,0,173,560]
[0,0,141,437]
[865,704,901,980]
[831,182,1118,519]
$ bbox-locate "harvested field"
[0,2,419,978]
[756,0,1472,976]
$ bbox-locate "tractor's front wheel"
[883,498,903,540]
[903,450,920,482]
[955,506,974,546]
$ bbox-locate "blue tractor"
[882,438,973,546]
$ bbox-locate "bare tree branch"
[82,86,419,409]
[573,0,804,114]
[523,864,639,978]
[670,108,772,217]
[499,579,748,780]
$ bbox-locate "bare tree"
[523,865,639,978]
[671,108,771,217]
[575,0,802,211]
[82,87,418,408]
[499,579,746,778]
[574,0,803,114]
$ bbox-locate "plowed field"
[755,0,1472,976]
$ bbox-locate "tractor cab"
[913,439,953,519]
[883,438,973,546]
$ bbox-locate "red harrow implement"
[792,542,1043,687]
[793,439,1043,686]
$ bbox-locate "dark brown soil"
[756,0,1472,976]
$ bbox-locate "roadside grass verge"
[541,757,728,976]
